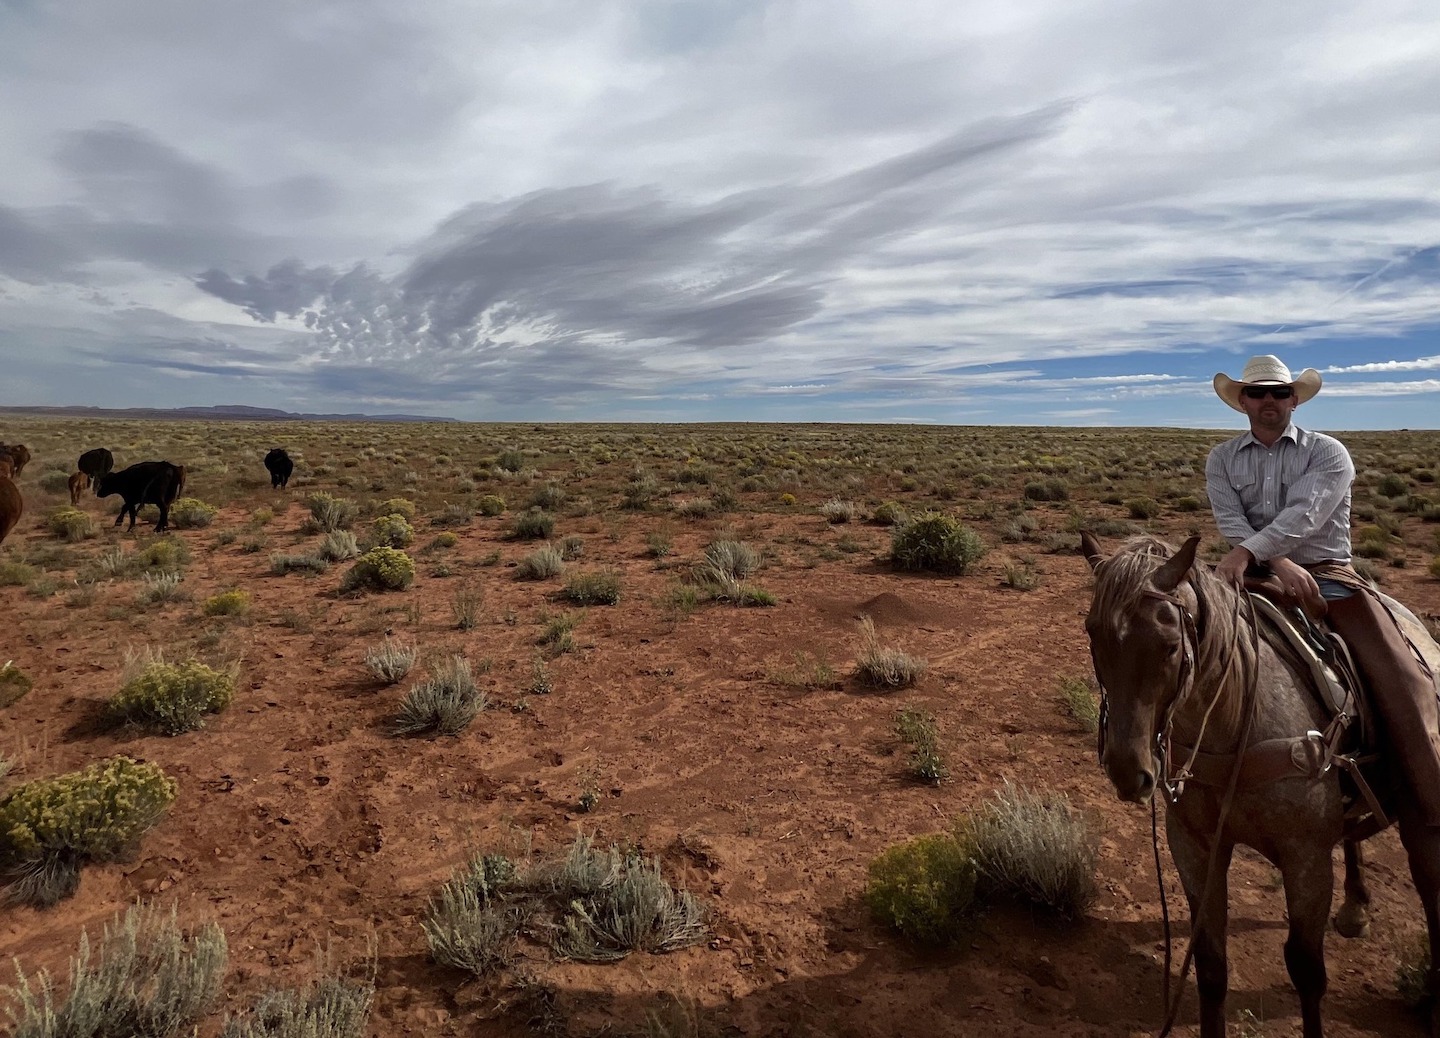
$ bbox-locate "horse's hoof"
[1333,906,1370,939]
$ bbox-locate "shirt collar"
[1240,423,1303,449]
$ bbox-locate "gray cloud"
[195,260,339,322]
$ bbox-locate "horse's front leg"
[1278,847,1335,1038]
[1169,819,1234,1038]
[1333,838,1371,939]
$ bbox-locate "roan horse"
[1081,532,1440,1038]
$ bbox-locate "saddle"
[1244,586,1392,839]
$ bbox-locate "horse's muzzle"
[1103,751,1156,804]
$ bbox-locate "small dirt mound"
[853,592,927,627]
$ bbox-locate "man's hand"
[1216,546,1253,588]
[1268,556,1325,617]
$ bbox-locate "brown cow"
[68,471,87,506]
[0,444,31,477]
[0,474,20,546]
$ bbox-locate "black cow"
[95,461,186,533]
[77,447,115,490]
[263,448,294,489]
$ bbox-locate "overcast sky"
[2,1,1438,428]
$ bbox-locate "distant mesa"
[0,404,458,423]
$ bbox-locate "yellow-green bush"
[169,497,219,529]
[47,507,95,542]
[372,513,415,548]
[890,513,986,575]
[134,536,191,574]
[202,589,251,616]
[432,531,459,549]
[377,497,417,519]
[341,547,416,593]
[0,756,178,864]
[478,494,506,517]
[107,659,236,734]
[864,833,978,945]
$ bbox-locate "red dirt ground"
[2,494,1439,1038]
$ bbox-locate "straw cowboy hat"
[1213,354,1323,413]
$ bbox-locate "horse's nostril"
[1136,770,1156,801]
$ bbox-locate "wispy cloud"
[1324,355,1440,373]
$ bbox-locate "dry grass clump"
[364,638,417,684]
[422,854,526,975]
[960,781,1098,919]
[136,571,186,606]
[820,498,856,523]
[1057,675,1100,733]
[0,756,177,906]
[319,531,360,561]
[270,552,330,575]
[221,970,374,1038]
[2,902,227,1036]
[563,569,621,605]
[853,617,927,689]
[107,653,236,735]
[895,707,947,783]
[451,586,482,630]
[303,492,358,533]
[422,833,706,975]
[509,508,556,540]
[394,655,486,736]
[516,545,565,580]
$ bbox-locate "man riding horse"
[1206,353,1440,828]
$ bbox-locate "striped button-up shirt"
[1204,423,1355,566]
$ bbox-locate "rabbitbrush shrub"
[371,513,415,549]
[0,757,178,906]
[340,547,415,593]
[2,901,227,1036]
[47,507,95,542]
[202,590,250,617]
[890,513,986,575]
[864,833,978,945]
[168,498,218,529]
[477,494,506,517]
[107,657,235,734]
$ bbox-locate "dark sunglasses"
[1241,385,1294,400]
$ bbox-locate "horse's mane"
[1092,535,1253,736]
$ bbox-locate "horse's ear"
[1152,534,1202,592]
[1079,530,1104,571]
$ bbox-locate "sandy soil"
[2,492,1439,1038]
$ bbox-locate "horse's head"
[1080,531,1201,804]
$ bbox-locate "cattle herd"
[0,442,295,544]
